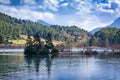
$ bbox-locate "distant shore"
[0,44,25,49]
[0,44,120,54]
[0,46,120,54]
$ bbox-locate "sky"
[0,0,120,31]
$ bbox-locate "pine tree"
[45,32,54,49]
[26,35,33,46]
[0,35,5,44]
[33,33,42,49]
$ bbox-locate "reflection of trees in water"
[46,55,52,78]
[0,54,24,80]
[24,54,54,77]
[24,54,34,73]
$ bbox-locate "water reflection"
[24,54,100,80]
[23,53,120,80]
[24,54,54,79]
[0,53,24,80]
[1,53,120,80]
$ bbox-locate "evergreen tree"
[33,33,42,49]
[0,35,4,44]
[45,33,54,49]
[26,35,33,46]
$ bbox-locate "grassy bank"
[8,35,63,46]
[9,39,63,46]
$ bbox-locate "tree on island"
[26,35,33,46]
[45,32,54,49]
[33,33,42,49]
[25,35,34,53]
[24,32,58,55]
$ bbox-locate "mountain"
[90,17,120,34]
[37,20,50,26]
[109,17,120,28]
[90,27,102,34]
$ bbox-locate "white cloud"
[113,0,120,17]
[0,0,11,4]
[65,15,110,31]
[109,0,120,4]
[94,0,120,15]
[61,2,68,7]
[41,0,68,10]
[68,0,120,31]
[95,3,115,14]
[71,0,92,15]
[80,16,111,31]
[0,5,55,22]
[42,0,59,11]
[116,8,120,17]
[52,14,111,31]
[71,0,120,17]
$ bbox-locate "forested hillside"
[0,12,88,45]
[1,12,120,48]
[90,27,120,47]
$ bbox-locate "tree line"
[0,12,88,44]
[0,12,120,48]
[89,27,120,47]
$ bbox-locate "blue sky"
[0,0,120,31]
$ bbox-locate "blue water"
[0,48,120,53]
[0,53,120,80]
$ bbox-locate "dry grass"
[53,41,63,46]
[9,40,26,45]
[9,35,63,46]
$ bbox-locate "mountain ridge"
[37,20,50,26]
[90,17,120,34]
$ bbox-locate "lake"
[0,52,120,80]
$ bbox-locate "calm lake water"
[0,52,120,80]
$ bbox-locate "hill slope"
[90,27,120,47]
[0,12,88,45]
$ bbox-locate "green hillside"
[90,27,120,47]
[0,12,88,46]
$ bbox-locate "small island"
[24,32,58,55]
